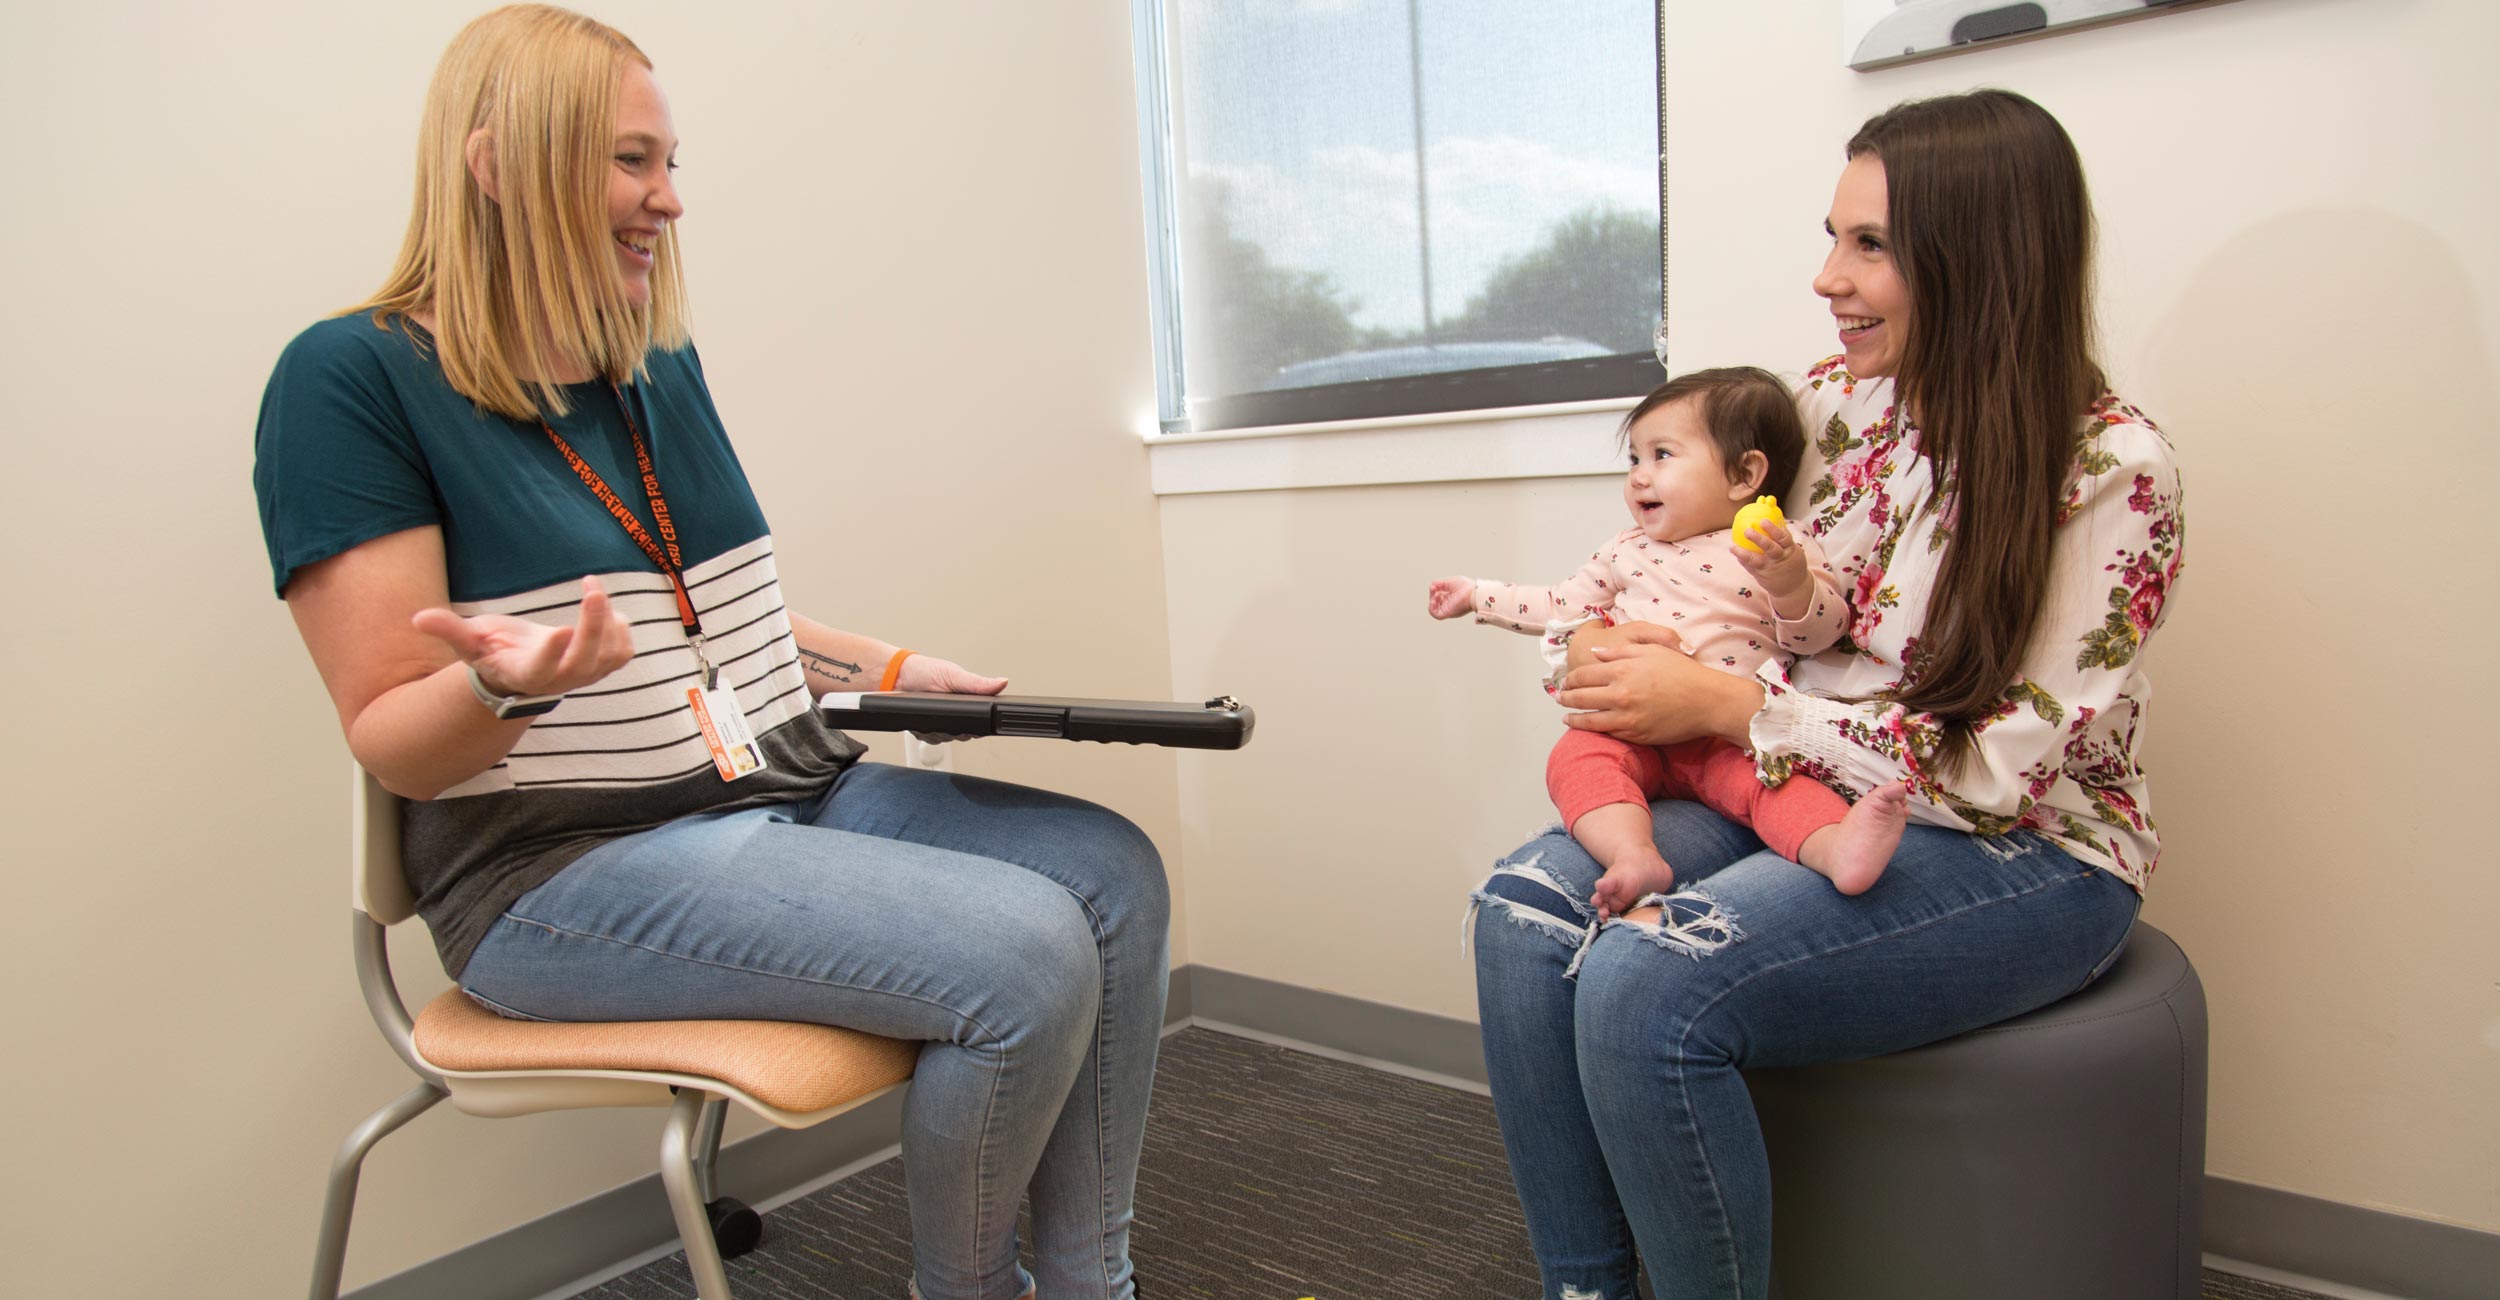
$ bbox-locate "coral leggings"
[1545,729,1846,863]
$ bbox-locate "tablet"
[819,691,1255,750]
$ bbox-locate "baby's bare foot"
[1813,782,1908,895]
[1591,854,1677,919]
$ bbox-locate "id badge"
[688,685,768,781]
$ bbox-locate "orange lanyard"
[539,385,715,685]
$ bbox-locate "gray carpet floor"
[573,1026,2335,1300]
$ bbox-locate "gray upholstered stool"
[1744,920,2207,1300]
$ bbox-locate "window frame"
[1129,0,1669,438]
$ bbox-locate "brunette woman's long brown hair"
[1849,89,2103,770]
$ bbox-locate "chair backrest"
[346,767,439,1085]
[351,767,417,924]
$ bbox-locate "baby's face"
[1622,399,1745,545]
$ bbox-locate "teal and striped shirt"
[255,314,862,975]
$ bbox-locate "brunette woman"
[1468,89,2182,1300]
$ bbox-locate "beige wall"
[1162,0,2500,1239]
[0,3,1179,1296]
[6,0,2495,1295]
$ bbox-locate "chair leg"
[661,1089,737,1299]
[693,1095,729,1204]
[308,1083,447,1300]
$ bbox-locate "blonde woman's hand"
[895,653,1009,697]
[410,575,637,698]
[889,653,1008,746]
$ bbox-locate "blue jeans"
[1470,802,2139,1300]
[460,763,1170,1300]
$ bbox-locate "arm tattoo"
[800,649,864,684]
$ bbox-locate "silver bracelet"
[466,664,564,720]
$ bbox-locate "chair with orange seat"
[308,769,918,1300]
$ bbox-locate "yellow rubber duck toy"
[1731,495,1786,552]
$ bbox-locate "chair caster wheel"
[705,1196,763,1258]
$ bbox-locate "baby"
[1428,366,1907,914]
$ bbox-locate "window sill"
[1145,397,1637,496]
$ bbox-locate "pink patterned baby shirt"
[1470,526,1848,680]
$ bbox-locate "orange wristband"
[877,648,915,692]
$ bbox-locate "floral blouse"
[1747,357,2185,890]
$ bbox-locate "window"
[1133,0,1663,435]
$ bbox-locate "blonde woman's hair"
[349,4,688,419]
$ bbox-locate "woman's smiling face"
[606,63,683,310]
[1814,154,1911,378]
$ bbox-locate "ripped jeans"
[459,763,1169,1300]
[1470,802,2139,1300]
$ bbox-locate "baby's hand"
[1426,577,1478,620]
[1734,520,1811,610]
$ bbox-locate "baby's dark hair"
[1618,366,1806,502]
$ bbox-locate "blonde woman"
[253,9,1164,1299]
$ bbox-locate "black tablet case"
[819,692,1254,751]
